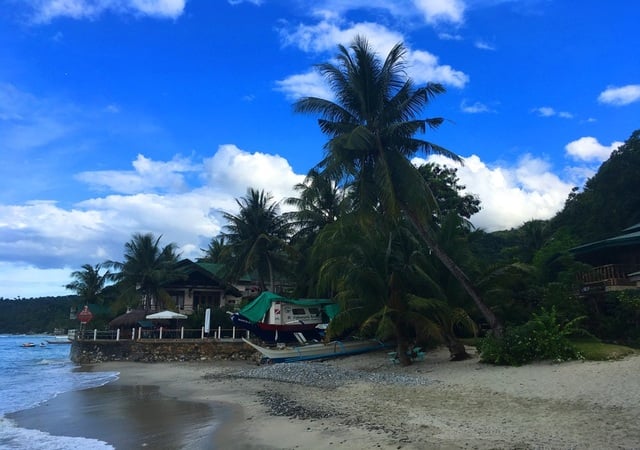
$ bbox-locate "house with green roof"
[570,222,640,296]
[162,259,243,315]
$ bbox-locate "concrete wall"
[70,339,258,364]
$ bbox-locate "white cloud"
[0,145,305,298]
[75,154,197,194]
[565,136,623,162]
[202,144,304,201]
[598,84,640,106]
[29,0,186,23]
[408,50,469,87]
[275,71,334,101]
[532,106,573,119]
[438,32,463,40]
[474,40,495,51]
[461,100,493,113]
[413,154,574,232]
[0,262,72,299]
[277,18,468,99]
[413,0,466,24]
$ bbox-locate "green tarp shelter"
[239,291,338,322]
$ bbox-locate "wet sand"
[8,363,228,449]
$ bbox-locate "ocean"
[0,334,118,449]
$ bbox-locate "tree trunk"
[407,212,504,337]
[396,339,412,366]
[443,332,471,361]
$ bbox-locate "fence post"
[116,329,120,341]
[232,327,236,339]
[201,327,204,339]
[132,328,135,340]
[181,326,184,339]
[93,329,97,341]
[246,329,250,339]
[218,326,222,339]
[159,327,163,339]
[138,327,142,340]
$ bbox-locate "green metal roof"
[570,222,640,255]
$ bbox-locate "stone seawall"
[70,339,258,364]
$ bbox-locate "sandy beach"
[12,346,640,449]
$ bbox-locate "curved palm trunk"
[407,211,504,336]
[443,332,471,361]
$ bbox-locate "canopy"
[239,291,337,323]
[109,309,147,329]
[146,310,188,320]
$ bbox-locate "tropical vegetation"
[2,38,639,367]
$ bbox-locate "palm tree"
[285,169,350,244]
[314,214,473,364]
[65,263,110,305]
[284,170,352,296]
[105,232,182,311]
[294,36,502,334]
[221,188,292,292]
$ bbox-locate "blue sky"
[1,0,638,299]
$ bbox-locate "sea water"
[0,335,118,449]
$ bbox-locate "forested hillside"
[0,296,78,334]
[550,129,640,242]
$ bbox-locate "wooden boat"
[242,337,388,363]
[20,342,36,348]
[229,292,338,343]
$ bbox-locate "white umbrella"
[146,310,188,320]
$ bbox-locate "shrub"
[478,307,584,365]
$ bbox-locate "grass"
[460,336,638,362]
[571,339,638,361]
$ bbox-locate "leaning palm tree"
[105,232,182,311]
[314,214,473,364]
[65,263,110,305]
[221,188,293,292]
[294,36,502,334]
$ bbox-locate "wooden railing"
[578,264,640,294]
[75,326,250,341]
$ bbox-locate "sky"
[0,0,638,299]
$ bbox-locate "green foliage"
[0,296,108,333]
[478,307,584,365]
[550,129,640,242]
[586,291,640,345]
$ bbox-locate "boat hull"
[242,337,387,363]
[230,313,323,343]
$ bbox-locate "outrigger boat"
[229,292,339,343]
[242,337,388,363]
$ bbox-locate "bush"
[478,307,584,366]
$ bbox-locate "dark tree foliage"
[551,129,640,242]
[0,296,78,333]
[418,163,481,221]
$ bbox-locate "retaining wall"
[70,339,258,364]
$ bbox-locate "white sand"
[97,346,640,449]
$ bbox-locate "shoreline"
[10,347,640,449]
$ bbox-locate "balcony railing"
[578,264,640,293]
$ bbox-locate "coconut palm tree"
[105,232,182,311]
[221,188,292,292]
[294,36,502,334]
[314,214,473,364]
[285,169,350,245]
[65,263,110,305]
